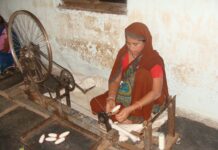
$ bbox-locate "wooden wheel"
[60,69,76,91]
[8,10,52,83]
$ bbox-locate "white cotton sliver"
[117,123,144,132]
[109,120,140,143]
[59,131,70,138]
[48,133,58,138]
[111,105,121,113]
[55,138,65,145]
[118,131,129,142]
[152,111,168,129]
[39,134,45,144]
[45,137,57,142]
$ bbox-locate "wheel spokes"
[8,10,52,83]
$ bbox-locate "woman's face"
[126,36,145,54]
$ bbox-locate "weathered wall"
[1,0,218,123]
[0,0,127,81]
[128,0,218,122]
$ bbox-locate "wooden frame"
[117,95,179,150]
[59,0,127,15]
[145,95,179,150]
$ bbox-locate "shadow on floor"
[160,117,218,150]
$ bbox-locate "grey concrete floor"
[160,117,218,150]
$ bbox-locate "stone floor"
[0,74,218,150]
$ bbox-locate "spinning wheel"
[8,10,52,83]
[60,69,76,91]
[7,10,94,108]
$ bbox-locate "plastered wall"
[0,0,127,79]
[128,0,218,122]
[1,0,218,123]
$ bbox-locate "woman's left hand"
[115,107,132,122]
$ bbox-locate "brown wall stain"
[162,12,171,27]
[216,75,218,81]
[56,38,115,68]
[84,15,101,33]
[172,64,196,85]
[104,22,112,32]
[52,12,125,70]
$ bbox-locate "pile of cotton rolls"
[39,131,70,145]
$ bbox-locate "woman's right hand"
[106,99,115,113]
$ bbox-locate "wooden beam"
[165,133,180,150]
[0,104,19,118]
[144,122,152,150]
[168,96,176,137]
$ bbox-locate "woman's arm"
[106,73,122,113]
[130,76,163,111]
[115,76,163,122]
[108,73,122,99]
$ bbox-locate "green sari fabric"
[116,55,142,107]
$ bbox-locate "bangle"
[106,95,115,101]
[135,101,143,110]
[108,89,117,94]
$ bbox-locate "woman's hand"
[106,99,115,113]
[115,107,132,122]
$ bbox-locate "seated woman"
[0,15,14,74]
[90,22,168,124]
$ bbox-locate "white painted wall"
[1,0,218,123]
[128,0,218,122]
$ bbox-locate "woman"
[0,15,14,74]
[90,22,168,124]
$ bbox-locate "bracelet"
[106,95,116,101]
[108,91,117,96]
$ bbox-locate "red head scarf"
[109,22,165,82]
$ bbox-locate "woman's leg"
[90,92,119,122]
[90,92,108,115]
